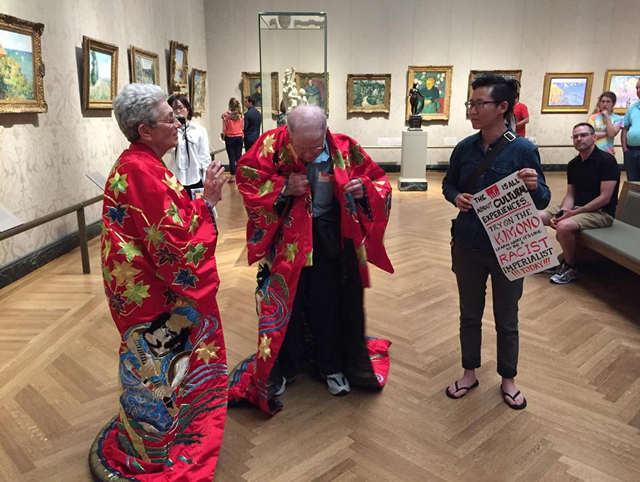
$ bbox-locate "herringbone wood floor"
[1,173,640,482]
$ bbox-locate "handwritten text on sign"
[472,172,558,281]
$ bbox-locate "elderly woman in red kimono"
[90,83,228,481]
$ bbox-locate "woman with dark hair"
[221,97,244,178]
[91,83,228,481]
[588,91,623,154]
[167,94,211,198]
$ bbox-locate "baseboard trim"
[0,221,102,289]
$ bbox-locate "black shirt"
[567,147,620,216]
[243,106,262,144]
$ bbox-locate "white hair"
[113,83,168,142]
[287,105,327,138]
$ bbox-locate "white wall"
[0,0,210,267]
[204,0,640,166]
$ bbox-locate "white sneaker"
[550,263,578,284]
[273,377,286,396]
[324,372,350,396]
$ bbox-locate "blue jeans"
[224,136,243,175]
[624,148,640,182]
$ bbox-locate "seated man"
[540,123,620,284]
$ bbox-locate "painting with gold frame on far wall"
[295,72,329,114]
[82,36,118,110]
[169,40,188,92]
[405,65,453,121]
[0,13,47,114]
[241,71,279,115]
[129,46,159,85]
[347,74,391,114]
[190,68,207,115]
[541,72,593,113]
[467,70,522,101]
[602,70,640,114]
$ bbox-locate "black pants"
[224,136,243,175]
[279,214,346,378]
[183,179,203,200]
[244,137,257,152]
[452,245,524,378]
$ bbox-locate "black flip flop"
[500,386,527,410]
[445,379,479,399]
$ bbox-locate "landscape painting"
[542,72,593,113]
[0,13,47,113]
[130,46,159,85]
[191,68,207,114]
[603,70,640,114]
[347,74,391,114]
[83,36,118,109]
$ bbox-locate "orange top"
[222,112,244,137]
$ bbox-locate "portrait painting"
[82,36,118,110]
[347,74,391,114]
[241,71,279,114]
[295,72,329,113]
[0,13,47,113]
[542,72,593,113]
[405,65,453,121]
[169,40,188,92]
[603,70,640,114]
[130,46,159,85]
[190,68,207,115]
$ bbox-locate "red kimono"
[229,127,393,415]
[90,143,227,481]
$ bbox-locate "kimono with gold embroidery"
[90,142,227,481]
[229,127,393,415]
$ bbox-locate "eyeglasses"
[291,137,325,155]
[571,133,592,140]
[156,116,179,125]
[464,100,500,110]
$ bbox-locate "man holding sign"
[442,74,550,410]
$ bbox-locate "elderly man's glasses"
[465,100,500,110]
[156,116,179,125]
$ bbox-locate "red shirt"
[513,102,529,137]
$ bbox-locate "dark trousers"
[244,137,257,152]
[452,245,524,378]
[624,148,640,182]
[183,179,203,200]
[279,216,345,378]
[224,136,243,175]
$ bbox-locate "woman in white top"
[167,94,211,198]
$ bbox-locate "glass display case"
[258,12,328,131]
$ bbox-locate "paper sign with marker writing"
[471,172,559,281]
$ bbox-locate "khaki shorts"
[544,204,614,231]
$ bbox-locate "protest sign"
[472,172,558,281]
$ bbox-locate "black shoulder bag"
[450,130,516,242]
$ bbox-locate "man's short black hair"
[167,94,193,120]
[471,73,520,118]
[245,96,255,106]
[573,122,595,134]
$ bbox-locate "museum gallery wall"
[0,0,210,268]
[2,0,640,269]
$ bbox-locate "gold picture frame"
[0,13,47,114]
[405,65,453,121]
[169,40,188,92]
[82,36,118,110]
[541,72,593,113]
[295,72,329,114]
[190,68,207,115]
[467,70,522,101]
[129,46,159,85]
[241,71,279,115]
[346,74,391,114]
[602,69,640,114]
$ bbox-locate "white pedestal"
[398,130,428,191]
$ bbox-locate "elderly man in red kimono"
[229,105,394,415]
[90,83,229,481]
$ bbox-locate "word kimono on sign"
[472,172,559,281]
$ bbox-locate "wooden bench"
[576,181,640,276]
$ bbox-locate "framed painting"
[129,46,159,85]
[295,72,329,113]
[190,68,207,115]
[347,74,391,114]
[241,71,279,114]
[603,70,640,114]
[0,13,47,114]
[82,36,118,110]
[169,40,188,92]
[541,72,593,113]
[405,65,453,121]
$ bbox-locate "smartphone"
[554,210,564,219]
